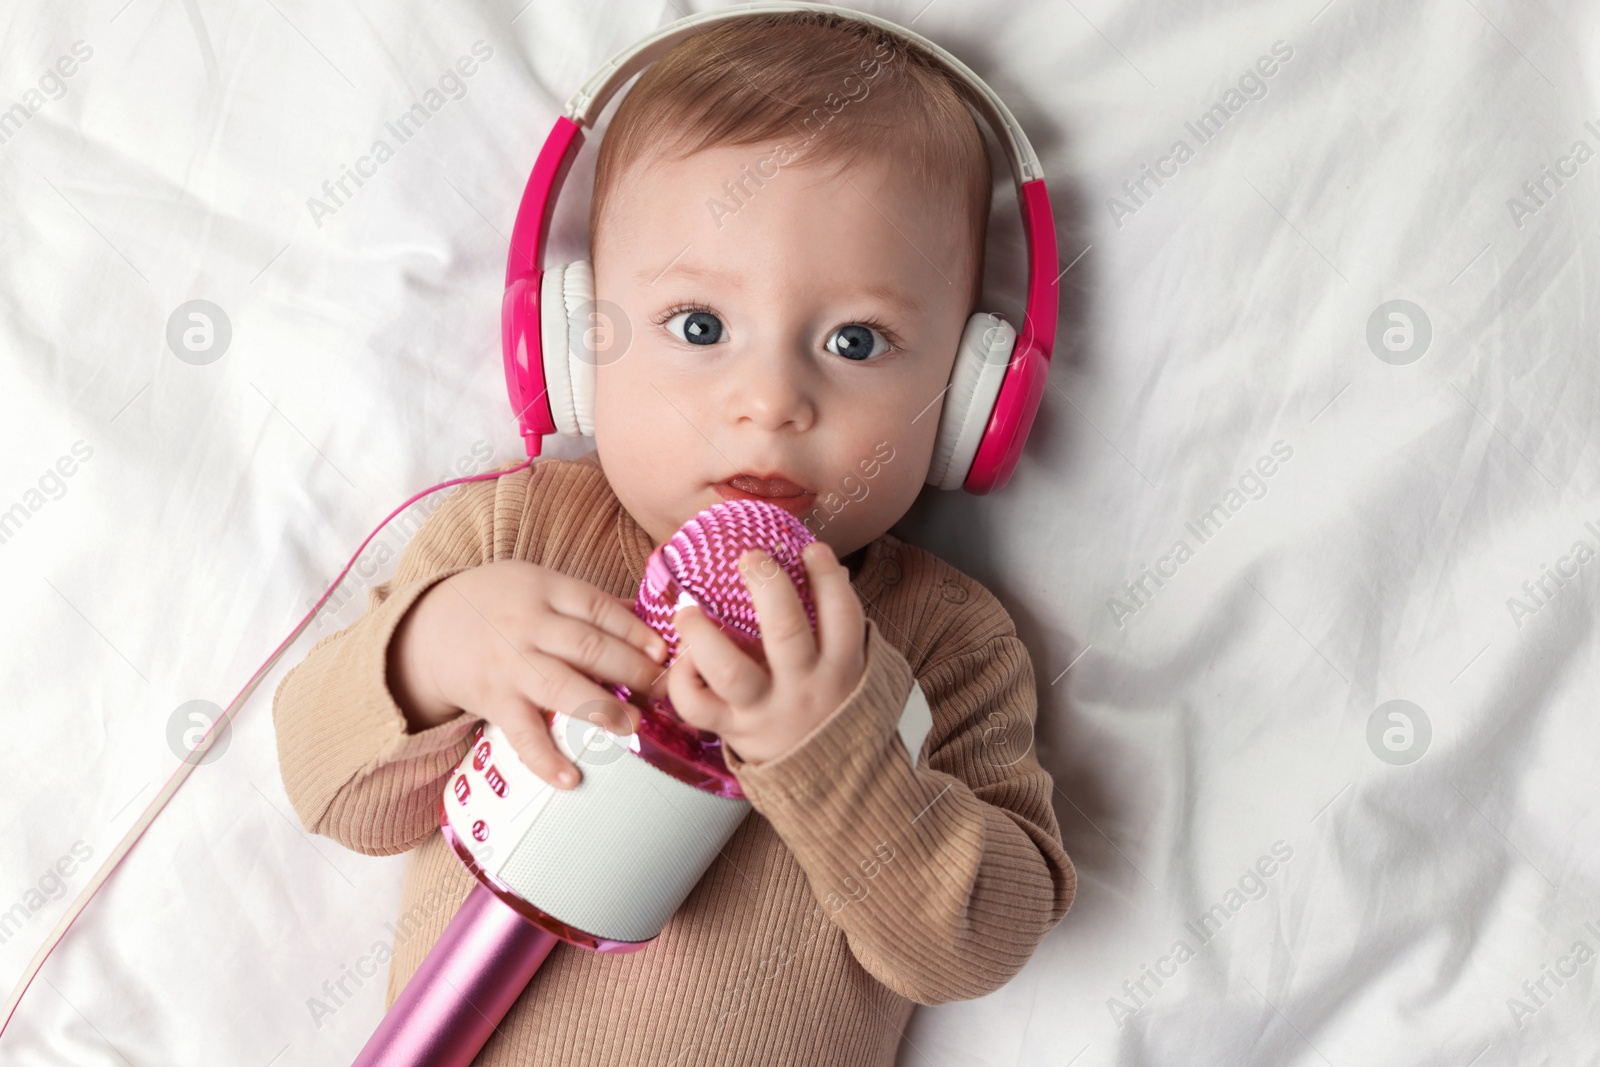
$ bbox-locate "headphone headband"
[563,2,1043,181]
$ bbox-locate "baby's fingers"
[546,572,668,662]
[517,651,639,738]
[805,541,864,669]
[493,696,583,790]
[540,614,670,696]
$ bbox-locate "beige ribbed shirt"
[272,452,1075,1066]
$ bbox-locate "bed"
[2,0,1596,1063]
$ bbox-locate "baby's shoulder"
[480,451,615,511]
[500,450,608,492]
[859,533,1021,674]
[416,452,614,562]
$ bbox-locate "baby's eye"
[663,309,724,346]
[825,323,890,362]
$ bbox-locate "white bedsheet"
[2,0,1597,1064]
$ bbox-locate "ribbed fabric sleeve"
[722,620,1074,1004]
[270,454,1075,1065]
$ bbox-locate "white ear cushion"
[563,259,596,437]
[540,263,579,437]
[926,313,1017,490]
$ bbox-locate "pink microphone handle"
[352,883,559,1067]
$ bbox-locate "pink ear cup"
[504,116,585,458]
[963,342,1049,494]
[502,276,556,456]
[618,498,818,726]
[963,177,1058,494]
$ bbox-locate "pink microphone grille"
[637,498,818,663]
[612,499,820,792]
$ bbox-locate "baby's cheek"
[877,456,926,518]
[595,363,653,446]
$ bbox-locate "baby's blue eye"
[826,323,887,361]
[665,309,724,345]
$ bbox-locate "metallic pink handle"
[351,884,558,1067]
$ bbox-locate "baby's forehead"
[598,141,973,250]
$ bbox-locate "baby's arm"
[270,469,512,855]
[722,575,1076,1005]
[273,458,667,856]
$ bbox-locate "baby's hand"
[667,541,867,766]
[387,560,669,789]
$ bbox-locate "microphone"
[352,498,817,1067]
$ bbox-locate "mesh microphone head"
[626,498,818,708]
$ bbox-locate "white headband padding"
[540,263,579,436]
[539,260,599,437]
[926,313,1016,490]
[563,259,597,436]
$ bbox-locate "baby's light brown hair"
[589,10,993,309]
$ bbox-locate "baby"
[273,11,1075,1066]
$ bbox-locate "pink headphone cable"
[0,458,534,1046]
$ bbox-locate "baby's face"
[590,143,974,556]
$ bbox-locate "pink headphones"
[501,1,1057,494]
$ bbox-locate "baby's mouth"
[712,473,817,516]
